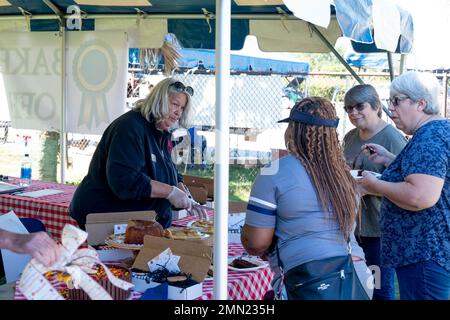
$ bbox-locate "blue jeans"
[357,236,396,300]
[396,260,450,300]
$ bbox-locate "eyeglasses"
[343,103,366,114]
[387,96,410,107]
[170,81,194,96]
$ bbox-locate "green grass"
[178,164,259,202]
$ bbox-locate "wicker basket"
[67,265,132,300]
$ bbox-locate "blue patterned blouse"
[380,120,450,272]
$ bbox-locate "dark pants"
[0,218,46,278]
[396,260,450,300]
[357,236,396,300]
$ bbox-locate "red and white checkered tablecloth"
[11,196,273,300]
[14,242,274,300]
[171,210,214,227]
[0,178,79,240]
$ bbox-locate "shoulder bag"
[276,242,370,300]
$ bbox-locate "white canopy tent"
[0,0,413,300]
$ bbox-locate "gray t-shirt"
[343,124,407,237]
[245,154,365,274]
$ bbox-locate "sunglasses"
[343,103,366,114]
[170,81,194,96]
[387,96,410,107]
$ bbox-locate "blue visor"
[278,109,339,128]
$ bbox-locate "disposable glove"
[166,186,191,209]
[186,199,209,221]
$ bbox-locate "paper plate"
[350,170,381,180]
[227,256,268,272]
[104,234,143,250]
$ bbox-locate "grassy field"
[177,164,259,202]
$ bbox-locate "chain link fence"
[1,71,449,201]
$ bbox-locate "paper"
[0,211,31,283]
[0,210,29,234]
[148,248,181,273]
[0,181,25,194]
[16,189,63,198]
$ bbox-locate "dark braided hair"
[284,97,359,240]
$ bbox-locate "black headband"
[278,109,339,128]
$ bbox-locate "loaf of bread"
[124,220,164,244]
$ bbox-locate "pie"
[164,227,205,240]
[191,220,214,234]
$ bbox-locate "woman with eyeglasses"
[359,71,450,300]
[70,78,207,230]
[342,84,407,300]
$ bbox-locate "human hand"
[166,186,191,209]
[18,232,60,267]
[362,143,393,167]
[358,171,379,195]
[187,199,209,221]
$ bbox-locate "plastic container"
[20,153,32,187]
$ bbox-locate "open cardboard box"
[228,201,247,244]
[183,175,214,201]
[132,235,212,300]
[85,210,156,245]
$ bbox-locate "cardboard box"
[229,201,247,213]
[228,201,247,244]
[0,211,31,283]
[132,235,212,299]
[96,248,134,262]
[187,183,208,204]
[172,209,188,220]
[85,210,156,245]
[183,175,214,200]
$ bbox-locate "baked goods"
[190,220,214,234]
[164,227,205,240]
[45,264,132,300]
[229,258,259,269]
[124,220,164,244]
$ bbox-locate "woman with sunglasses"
[70,78,207,230]
[342,84,407,300]
[359,71,450,300]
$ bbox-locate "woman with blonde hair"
[70,78,207,230]
[242,97,373,300]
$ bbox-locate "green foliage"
[307,80,347,102]
[293,50,348,72]
[178,164,259,202]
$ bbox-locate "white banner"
[66,31,128,134]
[0,32,62,130]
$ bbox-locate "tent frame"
[2,0,405,300]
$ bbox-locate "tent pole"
[43,0,66,183]
[309,23,393,118]
[387,52,395,81]
[399,54,406,75]
[308,23,364,85]
[213,0,230,300]
[59,24,66,183]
